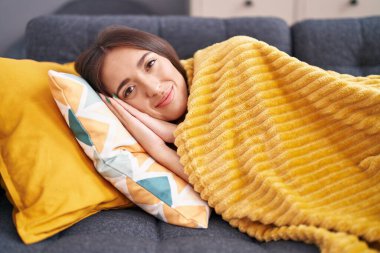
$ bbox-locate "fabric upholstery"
[54,0,154,15]
[0,58,133,245]
[1,14,378,253]
[47,70,210,229]
[292,16,380,76]
[0,187,319,253]
[25,15,291,62]
[175,36,380,252]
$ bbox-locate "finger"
[100,95,165,154]
[100,94,150,138]
[108,98,162,137]
[110,98,165,148]
[99,93,106,102]
[106,98,138,135]
[111,95,178,141]
[100,94,131,124]
[100,94,126,118]
[109,101,136,127]
[108,97,134,118]
[112,97,144,118]
[99,93,111,108]
[99,94,111,110]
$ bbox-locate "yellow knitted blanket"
[174,36,380,253]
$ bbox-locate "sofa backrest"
[25,15,291,63]
[25,14,380,76]
[292,16,380,76]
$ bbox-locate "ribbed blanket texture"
[174,36,380,253]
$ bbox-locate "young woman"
[75,26,190,183]
[75,25,380,252]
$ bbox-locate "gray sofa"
[1,14,380,253]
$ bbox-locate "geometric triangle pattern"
[47,70,210,229]
[68,109,93,146]
[137,177,172,206]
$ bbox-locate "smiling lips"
[156,86,174,108]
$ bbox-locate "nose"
[145,83,162,97]
[140,76,163,97]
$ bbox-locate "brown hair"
[74,26,187,95]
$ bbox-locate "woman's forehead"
[101,48,152,90]
[105,47,150,60]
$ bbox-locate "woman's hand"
[112,96,178,143]
[100,93,165,157]
[100,94,189,183]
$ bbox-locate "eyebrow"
[115,52,152,97]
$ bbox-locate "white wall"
[0,0,71,56]
[0,0,189,57]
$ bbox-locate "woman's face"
[100,46,188,121]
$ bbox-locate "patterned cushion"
[47,70,210,228]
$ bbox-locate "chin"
[164,114,180,122]
[160,108,184,122]
[156,99,187,122]
[153,112,177,121]
[169,108,187,122]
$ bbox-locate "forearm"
[118,116,185,182]
[123,120,182,181]
[102,96,184,178]
[155,144,189,183]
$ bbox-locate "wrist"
[156,144,188,183]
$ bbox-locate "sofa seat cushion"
[0,189,319,253]
[292,16,380,76]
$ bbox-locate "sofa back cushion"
[292,16,380,76]
[25,15,291,62]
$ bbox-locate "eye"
[123,86,135,98]
[146,59,156,70]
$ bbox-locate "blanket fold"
[174,36,380,253]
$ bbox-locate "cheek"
[178,76,188,101]
[158,63,173,77]
[177,81,187,104]
[126,98,148,114]
[133,101,162,119]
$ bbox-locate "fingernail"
[112,93,118,99]
[105,96,111,104]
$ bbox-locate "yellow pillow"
[0,58,133,244]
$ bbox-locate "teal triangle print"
[137,177,172,206]
[68,109,93,146]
